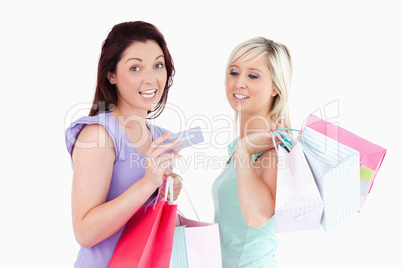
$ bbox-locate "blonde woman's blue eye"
[130,66,140,72]
[249,74,258,79]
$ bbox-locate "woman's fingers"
[150,131,172,147]
[159,153,181,169]
[167,149,181,156]
[147,153,178,175]
[274,122,281,131]
[172,175,183,201]
[172,182,182,200]
[146,132,183,157]
[144,132,182,173]
[162,175,182,201]
[151,141,182,157]
[272,133,283,145]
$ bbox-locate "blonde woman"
[212,37,292,267]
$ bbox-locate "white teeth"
[142,93,155,99]
[234,93,248,100]
[140,89,157,99]
[140,89,157,94]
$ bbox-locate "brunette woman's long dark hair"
[89,21,175,119]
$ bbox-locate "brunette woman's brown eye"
[155,63,164,69]
[130,66,140,72]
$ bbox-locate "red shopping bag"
[150,203,177,267]
[108,190,177,267]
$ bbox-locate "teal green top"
[212,138,278,268]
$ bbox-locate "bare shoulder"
[77,124,114,146]
[72,124,116,162]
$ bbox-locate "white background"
[1,0,401,267]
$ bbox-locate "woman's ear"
[107,72,116,84]
[271,88,279,97]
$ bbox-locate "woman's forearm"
[72,176,157,249]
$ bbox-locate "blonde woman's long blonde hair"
[227,37,293,134]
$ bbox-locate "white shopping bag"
[299,127,360,232]
[273,131,324,233]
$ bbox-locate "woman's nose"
[143,69,157,84]
[234,76,247,89]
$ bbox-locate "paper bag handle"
[166,175,201,222]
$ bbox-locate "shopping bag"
[272,131,324,233]
[304,114,387,209]
[108,179,177,268]
[169,178,222,268]
[170,215,222,268]
[299,127,361,232]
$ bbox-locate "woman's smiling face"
[226,54,277,117]
[108,40,167,115]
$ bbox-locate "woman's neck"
[111,106,153,151]
[112,105,148,129]
[111,106,151,146]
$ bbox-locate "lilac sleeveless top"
[65,112,169,267]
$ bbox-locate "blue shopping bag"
[299,127,361,232]
[170,226,188,267]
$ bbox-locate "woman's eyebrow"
[249,67,263,73]
[125,55,164,63]
[229,65,262,73]
[125,57,142,63]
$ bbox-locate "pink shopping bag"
[169,176,222,268]
[170,214,222,268]
[303,115,387,209]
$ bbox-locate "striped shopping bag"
[273,131,324,233]
[170,226,188,266]
[304,114,386,209]
[299,127,360,232]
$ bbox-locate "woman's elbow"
[74,227,97,249]
[246,218,266,229]
[245,211,274,229]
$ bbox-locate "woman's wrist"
[137,174,161,196]
[237,137,251,154]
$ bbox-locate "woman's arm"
[71,125,180,248]
[233,133,278,229]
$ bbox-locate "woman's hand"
[160,173,183,201]
[143,132,182,188]
[237,122,282,155]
